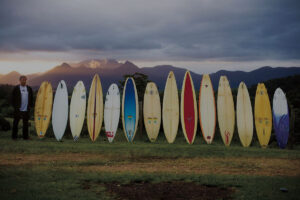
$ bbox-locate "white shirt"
[19,85,28,111]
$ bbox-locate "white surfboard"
[273,88,289,149]
[104,83,120,143]
[199,74,216,144]
[70,81,86,141]
[52,80,68,141]
[236,82,253,147]
[273,88,288,116]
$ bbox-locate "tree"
[118,72,150,101]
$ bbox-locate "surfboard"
[162,71,179,143]
[70,81,86,141]
[181,71,197,144]
[104,83,120,143]
[52,80,68,141]
[273,88,289,149]
[87,74,103,142]
[217,76,235,146]
[199,74,216,144]
[143,82,161,142]
[122,77,139,142]
[236,82,253,147]
[34,81,53,138]
[254,83,272,147]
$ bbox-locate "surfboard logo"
[225,130,230,144]
[106,131,114,138]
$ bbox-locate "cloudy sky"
[0,0,299,74]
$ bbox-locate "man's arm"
[11,86,17,108]
[28,86,34,108]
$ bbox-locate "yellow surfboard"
[87,74,103,142]
[254,83,272,147]
[143,82,161,142]
[34,81,53,138]
[217,76,235,146]
[236,82,253,147]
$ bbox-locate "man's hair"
[19,75,27,80]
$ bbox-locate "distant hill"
[0,71,39,85]
[1,59,300,92]
[0,71,21,85]
[209,66,300,89]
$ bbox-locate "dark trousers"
[12,110,29,139]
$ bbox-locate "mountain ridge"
[1,60,300,92]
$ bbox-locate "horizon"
[1,58,300,75]
[0,0,300,75]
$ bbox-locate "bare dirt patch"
[104,181,234,200]
[81,180,234,200]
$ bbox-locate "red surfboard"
[181,71,197,144]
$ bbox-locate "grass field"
[0,120,300,200]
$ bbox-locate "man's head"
[19,76,27,86]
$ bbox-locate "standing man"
[11,76,34,140]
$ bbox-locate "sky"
[0,0,300,74]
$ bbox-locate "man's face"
[20,77,27,86]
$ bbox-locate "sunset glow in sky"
[0,0,299,74]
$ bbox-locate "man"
[11,76,34,140]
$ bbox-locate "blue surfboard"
[122,78,139,142]
[272,88,289,149]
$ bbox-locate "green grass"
[1,129,299,159]
[0,122,300,199]
[0,166,299,200]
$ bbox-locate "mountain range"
[1,59,300,92]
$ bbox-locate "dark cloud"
[0,0,299,62]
